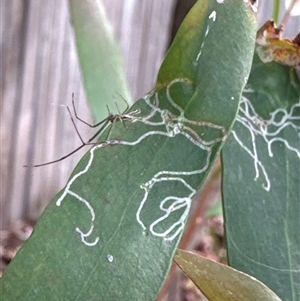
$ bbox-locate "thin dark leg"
[72,93,109,128]
[87,120,110,142]
[25,116,110,167]
[26,94,125,167]
[67,105,85,144]
[116,92,129,111]
[24,143,87,167]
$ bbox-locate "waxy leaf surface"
[1,1,256,300]
[222,53,300,301]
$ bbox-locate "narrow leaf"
[222,53,300,300]
[175,249,283,301]
[69,0,132,120]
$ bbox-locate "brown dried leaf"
[256,20,300,71]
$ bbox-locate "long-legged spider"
[26,94,139,167]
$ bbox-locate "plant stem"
[273,0,281,24]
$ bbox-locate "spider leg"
[87,119,110,143]
[67,105,85,144]
[116,92,129,112]
[25,143,87,167]
[72,93,108,128]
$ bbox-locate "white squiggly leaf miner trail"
[233,89,300,191]
[56,140,112,246]
[195,10,217,64]
[55,10,228,247]
[137,177,195,241]
[56,77,227,246]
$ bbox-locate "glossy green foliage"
[222,54,300,301]
[69,0,132,121]
[175,249,282,301]
[1,1,256,300]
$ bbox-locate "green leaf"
[69,0,132,121]
[174,249,283,301]
[1,1,256,300]
[222,53,300,301]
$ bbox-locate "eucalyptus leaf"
[174,249,283,301]
[222,54,300,301]
[69,0,132,121]
[1,1,256,300]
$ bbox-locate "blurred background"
[1,0,299,295]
